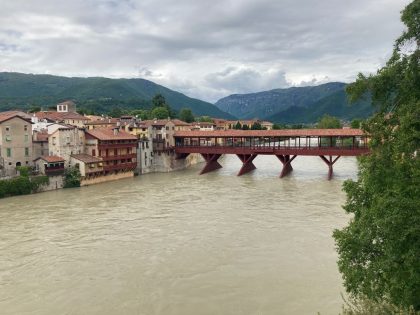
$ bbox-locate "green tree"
[198,116,213,123]
[108,107,125,118]
[272,123,285,130]
[334,0,420,310]
[151,107,170,119]
[179,108,195,123]
[130,109,150,120]
[28,106,41,113]
[251,122,263,130]
[151,94,167,109]
[234,121,242,129]
[242,124,250,130]
[63,167,81,188]
[317,114,342,128]
[351,119,361,128]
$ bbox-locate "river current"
[0,155,357,315]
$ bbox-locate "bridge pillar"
[276,155,297,178]
[237,154,257,176]
[200,153,222,175]
[319,155,341,180]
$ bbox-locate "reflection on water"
[0,155,356,315]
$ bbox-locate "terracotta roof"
[33,131,49,142]
[86,127,137,140]
[35,155,65,163]
[174,129,366,138]
[142,119,171,127]
[34,111,89,122]
[71,154,103,163]
[0,111,32,123]
[85,118,118,125]
[194,122,215,126]
[171,119,191,126]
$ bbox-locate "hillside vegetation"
[0,72,234,119]
[215,82,373,123]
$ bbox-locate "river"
[0,155,357,315]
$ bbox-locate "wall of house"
[80,171,134,186]
[37,175,64,192]
[140,152,202,174]
[49,128,85,166]
[0,117,33,177]
[32,141,48,160]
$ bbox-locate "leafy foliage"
[63,167,81,188]
[0,72,234,119]
[179,108,195,123]
[0,175,49,198]
[334,0,420,309]
[215,82,373,123]
[150,106,170,119]
[317,114,342,129]
[340,295,420,315]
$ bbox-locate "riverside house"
[0,111,33,177]
[85,127,138,180]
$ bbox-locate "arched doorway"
[16,162,21,167]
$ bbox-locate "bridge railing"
[175,137,368,150]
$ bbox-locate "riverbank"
[0,153,203,199]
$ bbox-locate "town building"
[56,100,77,113]
[34,155,65,176]
[0,111,33,177]
[32,130,49,158]
[85,128,137,179]
[70,154,104,185]
[85,117,118,130]
[34,110,90,128]
[48,126,85,166]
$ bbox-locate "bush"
[63,167,81,188]
[0,175,49,198]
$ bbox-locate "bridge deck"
[173,129,369,179]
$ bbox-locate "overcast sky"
[0,0,411,102]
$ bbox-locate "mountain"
[214,82,373,123]
[0,72,234,119]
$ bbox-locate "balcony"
[45,165,65,176]
[98,142,137,149]
[103,162,137,172]
[101,153,137,161]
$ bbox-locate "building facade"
[0,112,33,177]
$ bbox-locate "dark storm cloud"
[0,0,411,102]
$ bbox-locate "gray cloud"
[0,0,411,102]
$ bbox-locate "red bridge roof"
[174,129,365,138]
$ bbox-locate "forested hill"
[0,72,234,119]
[215,82,373,123]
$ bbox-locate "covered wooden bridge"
[174,129,369,180]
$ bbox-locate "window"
[166,126,169,130]
[66,136,70,144]
[25,147,29,157]
[92,149,96,156]
[6,148,11,157]
[24,134,29,142]
[52,137,56,145]
[24,125,28,131]
[5,135,11,142]
[5,126,10,132]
